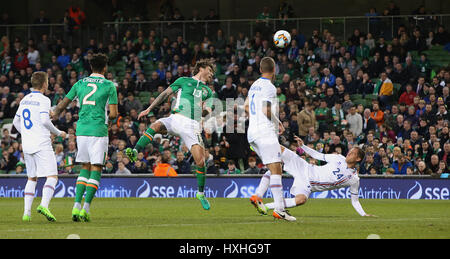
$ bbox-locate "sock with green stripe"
[194,165,206,193]
[135,127,156,152]
[83,170,102,213]
[74,169,91,209]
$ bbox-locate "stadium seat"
[41,52,54,66]
[216,74,227,85]
[117,70,126,77]
[143,63,154,71]
[350,94,362,100]
[353,99,365,106]
[115,60,126,67]
[366,94,378,101]
[2,118,13,124]
[393,83,402,99]
[138,91,151,97]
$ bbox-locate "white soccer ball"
[273,30,291,48]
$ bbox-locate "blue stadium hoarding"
[0,176,449,200]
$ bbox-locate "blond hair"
[260,57,275,73]
[31,71,48,90]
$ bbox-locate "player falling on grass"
[125,59,215,210]
[250,136,377,217]
[13,71,67,222]
[244,57,295,221]
[53,53,118,222]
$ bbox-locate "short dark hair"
[89,53,108,73]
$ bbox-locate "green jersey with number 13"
[66,74,118,137]
[170,77,213,122]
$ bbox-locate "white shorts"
[281,148,312,198]
[158,114,203,150]
[76,136,108,165]
[24,150,58,178]
[249,135,281,165]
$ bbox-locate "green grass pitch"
[1,198,449,239]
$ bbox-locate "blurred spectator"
[116,161,132,175]
[34,10,51,24]
[346,105,363,137]
[297,102,316,138]
[244,156,260,174]
[392,153,413,174]
[376,72,394,108]
[223,160,241,174]
[153,151,178,177]
[172,151,191,174]
[432,25,450,46]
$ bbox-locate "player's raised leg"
[265,194,307,210]
[252,171,307,213]
[254,145,310,214]
[191,144,210,210]
[126,121,165,162]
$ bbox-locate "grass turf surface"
[0,198,449,239]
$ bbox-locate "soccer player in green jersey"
[125,59,215,210]
[53,53,118,222]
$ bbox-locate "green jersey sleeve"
[108,83,118,104]
[65,81,78,100]
[169,77,184,92]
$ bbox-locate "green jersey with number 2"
[66,75,118,137]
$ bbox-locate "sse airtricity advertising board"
[0,177,449,200]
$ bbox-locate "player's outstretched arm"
[138,87,173,120]
[294,135,327,161]
[294,135,339,162]
[351,194,377,217]
[40,111,65,137]
[349,182,377,217]
[52,97,72,119]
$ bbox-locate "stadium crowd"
[0,2,450,177]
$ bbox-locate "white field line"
[0,217,446,233]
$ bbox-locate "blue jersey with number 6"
[15,91,54,154]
